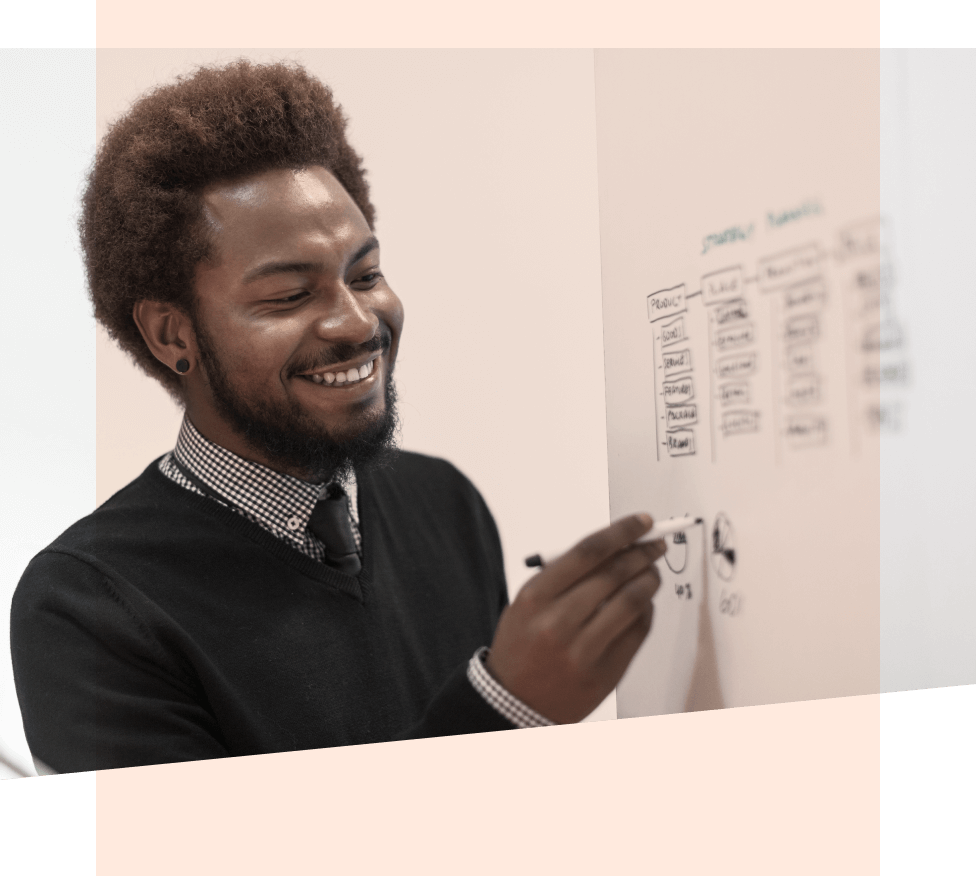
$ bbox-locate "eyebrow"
[242,235,380,284]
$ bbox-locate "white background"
[0,49,97,768]
[881,50,976,692]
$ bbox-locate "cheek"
[215,317,296,377]
[381,294,405,353]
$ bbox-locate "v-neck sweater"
[11,451,514,772]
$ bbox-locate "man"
[11,60,664,773]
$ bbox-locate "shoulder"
[367,450,491,518]
[12,547,119,642]
[365,450,490,509]
[27,458,174,551]
[11,540,163,676]
[11,459,209,654]
[376,449,473,487]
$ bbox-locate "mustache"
[289,328,392,376]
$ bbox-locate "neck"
[183,408,329,484]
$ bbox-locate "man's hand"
[486,513,666,724]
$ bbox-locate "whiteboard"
[594,51,884,715]
[880,50,976,693]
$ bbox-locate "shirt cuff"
[466,646,554,729]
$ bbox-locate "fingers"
[571,563,661,668]
[593,603,655,685]
[487,514,666,724]
[528,513,654,602]
[555,539,666,632]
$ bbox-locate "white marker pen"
[524,516,703,568]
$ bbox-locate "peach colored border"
[97,694,881,875]
[95,0,881,49]
[92,6,881,873]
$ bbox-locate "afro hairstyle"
[80,59,376,400]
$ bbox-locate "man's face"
[187,166,404,482]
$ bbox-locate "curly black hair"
[80,59,375,399]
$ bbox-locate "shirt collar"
[172,415,359,542]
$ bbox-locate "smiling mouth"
[298,358,376,387]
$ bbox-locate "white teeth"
[306,359,376,386]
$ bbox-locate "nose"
[313,284,379,346]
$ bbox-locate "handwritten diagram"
[600,52,883,721]
[710,512,736,582]
[646,218,900,465]
[874,246,910,434]
[647,285,698,460]
[703,267,762,453]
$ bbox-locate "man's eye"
[274,291,308,303]
[357,272,383,286]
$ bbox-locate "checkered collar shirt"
[157,415,551,731]
[158,416,360,562]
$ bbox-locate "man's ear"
[132,300,198,376]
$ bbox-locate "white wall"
[880,49,976,692]
[0,49,96,772]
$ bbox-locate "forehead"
[200,166,369,265]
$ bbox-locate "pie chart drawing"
[663,525,689,574]
[710,512,736,581]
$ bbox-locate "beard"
[192,318,400,484]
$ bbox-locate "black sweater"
[11,451,515,772]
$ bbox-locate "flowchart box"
[758,244,823,292]
[862,320,902,353]
[663,376,695,405]
[836,219,881,261]
[722,410,760,436]
[786,344,816,373]
[786,415,827,447]
[783,280,827,311]
[666,430,696,456]
[714,322,754,352]
[665,405,698,429]
[662,348,692,377]
[702,266,744,305]
[786,373,821,406]
[713,299,749,326]
[715,352,757,380]
[784,314,819,344]
[660,315,686,347]
[647,284,686,323]
[719,382,750,406]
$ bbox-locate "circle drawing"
[663,525,689,575]
[710,512,736,581]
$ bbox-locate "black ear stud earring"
[175,359,190,374]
